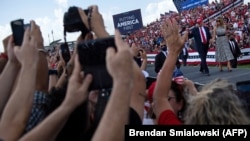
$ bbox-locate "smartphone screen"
[11,19,25,46]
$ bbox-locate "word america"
[129,129,220,137]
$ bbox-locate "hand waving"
[161,18,188,54]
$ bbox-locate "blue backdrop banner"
[181,0,209,11]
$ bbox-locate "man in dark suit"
[228,34,242,68]
[188,18,212,76]
[179,42,189,66]
[154,42,180,74]
[154,43,167,74]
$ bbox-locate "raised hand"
[5,36,19,65]
[63,55,92,108]
[2,35,11,54]
[14,21,40,67]
[78,5,108,38]
[106,30,134,82]
[161,18,188,54]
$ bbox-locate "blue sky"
[0,0,248,51]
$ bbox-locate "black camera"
[77,36,116,91]
[10,19,30,46]
[63,6,90,36]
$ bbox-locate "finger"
[69,54,82,83]
[161,21,167,31]
[172,19,179,33]
[72,54,81,76]
[79,74,93,93]
[89,5,98,13]
[13,46,21,56]
[3,35,12,49]
[161,22,168,37]
[166,19,172,27]
[106,47,116,62]
[7,36,14,47]
[166,19,175,33]
[22,25,31,44]
[78,8,88,29]
[78,7,87,17]
[30,20,36,33]
[181,29,189,43]
[114,29,126,51]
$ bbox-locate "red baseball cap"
[196,18,203,24]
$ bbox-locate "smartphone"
[77,36,116,91]
[10,19,30,46]
[60,43,71,64]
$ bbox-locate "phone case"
[10,19,25,46]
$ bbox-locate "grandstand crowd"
[0,1,250,141]
[125,0,250,53]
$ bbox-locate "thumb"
[78,74,93,93]
[7,36,14,53]
[13,46,21,55]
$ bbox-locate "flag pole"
[51,30,54,42]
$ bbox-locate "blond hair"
[184,79,250,124]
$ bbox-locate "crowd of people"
[125,0,250,53]
[0,1,250,141]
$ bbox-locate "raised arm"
[92,30,135,141]
[0,36,20,117]
[152,19,188,123]
[19,55,92,141]
[79,5,109,38]
[129,61,147,122]
[212,26,217,42]
[0,21,40,141]
[0,36,10,73]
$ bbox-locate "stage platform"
[146,64,250,88]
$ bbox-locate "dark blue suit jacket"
[189,26,212,52]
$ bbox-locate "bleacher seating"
[126,0,249,53]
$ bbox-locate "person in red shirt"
[147,80,185,125]
[151,18,189,125]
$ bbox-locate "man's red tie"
[199,27,207,44]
